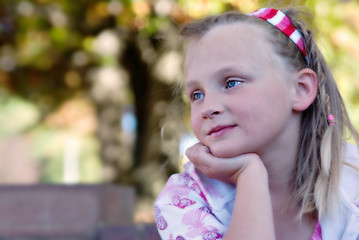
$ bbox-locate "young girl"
[154,7,359,240]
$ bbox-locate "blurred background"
[0,0,358,225]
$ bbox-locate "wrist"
[236,156,268,185]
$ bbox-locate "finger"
[185,143,210,162]
[186,144,230,179]
[186,143,214,167]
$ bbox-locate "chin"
[209,146,243,158]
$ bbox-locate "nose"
[201,96,223,119]
[202,109,220,119]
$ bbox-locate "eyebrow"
[185,65,247,88]
[185,80,198,90]
[214,66,246,78]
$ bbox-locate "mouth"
[208,124,237,137]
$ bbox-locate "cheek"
[190,110,201,137]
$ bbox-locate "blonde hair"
[180,9,359,219]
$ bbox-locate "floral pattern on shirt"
[155,162,322,240]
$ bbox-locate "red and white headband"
[248,8,309,64]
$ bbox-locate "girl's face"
[184,22,301,158]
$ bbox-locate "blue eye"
[226,79,242,88]
[192,92,204,101]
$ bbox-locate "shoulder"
[343,142,359,166]
[342,143,359,188]
[154,162,235,239]
[313,143,359,239]
[340,143,359,212]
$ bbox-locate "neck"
[260,115,302,196]
[265,150,297,194]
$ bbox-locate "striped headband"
[248,8,309,64]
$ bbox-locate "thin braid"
[286,9,345,218]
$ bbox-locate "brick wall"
[0,184,160,240]
[100,224,160,240]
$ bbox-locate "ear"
[292,68,318,112]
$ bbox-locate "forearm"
[224,160,275,240]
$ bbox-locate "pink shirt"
[312,221,322,240]
[155,162,322,239]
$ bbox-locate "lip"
[208,124,237,137]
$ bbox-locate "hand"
[185,142,264,184]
